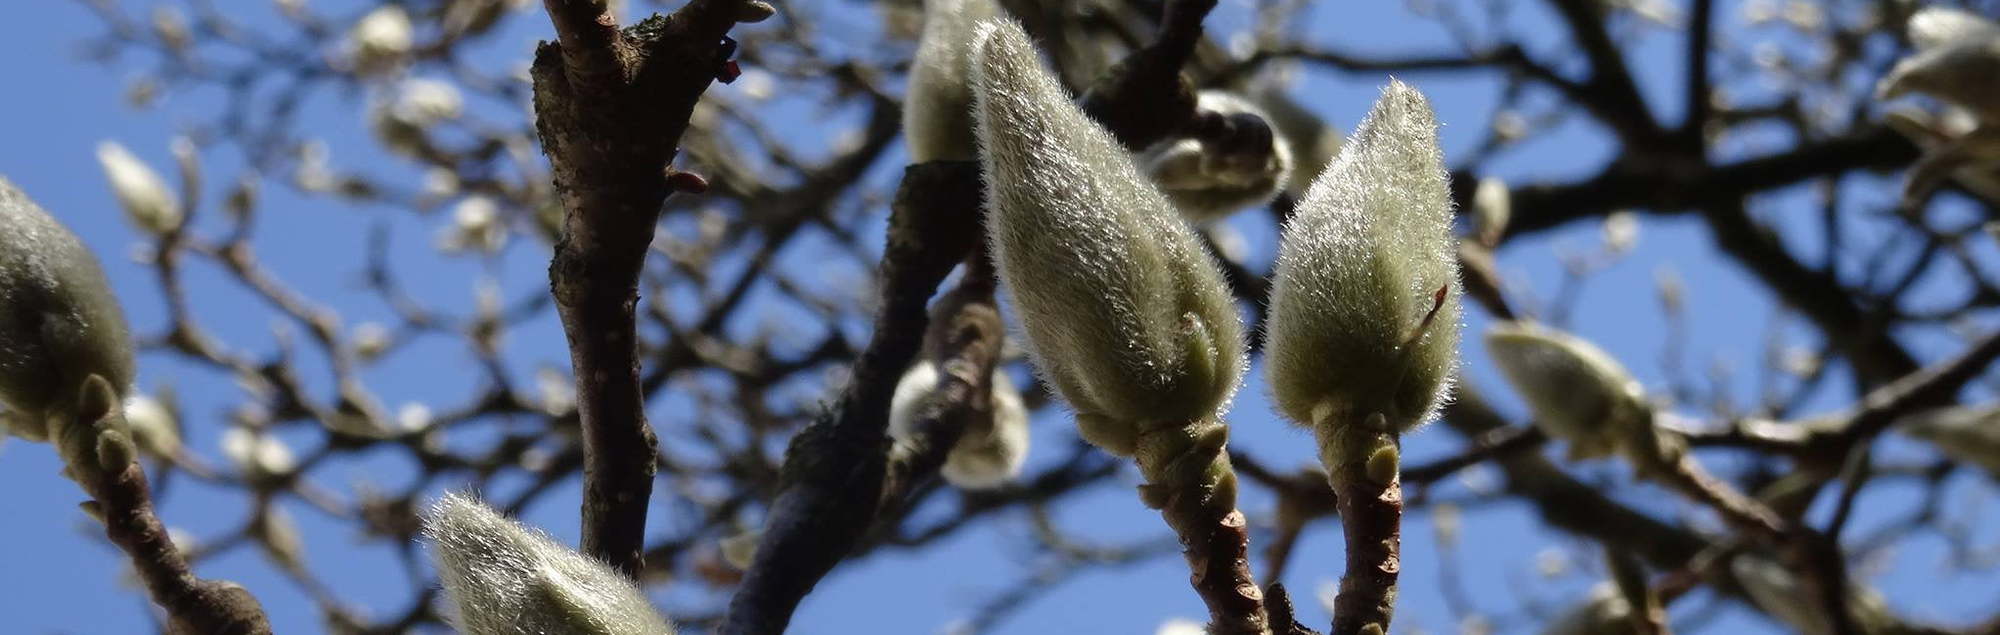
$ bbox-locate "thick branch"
[720,163,983,635]
[531,0,761,577]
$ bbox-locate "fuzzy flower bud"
[1878,8,2000,124]
[1265,80,1461,434]
[124,391,181,457]
[1902,404,2000,477]
[887,360,1030,488]
[972,19,1245,452]
[904,0,999,162]
[1471,177,1510,247]
[1248,78,1341,197]
[0,177,137,433]
[349,5,414,75]
[1138,90,1295,223]
[1484,322,1648,460]
[95,141,183,235]
[423,492,677,635]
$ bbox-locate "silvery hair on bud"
[904,0,999,162]
[970,18,1245,441]
[0,176,136,435]
[1138,90,1294,223]
[1263,80,1460,432]
[423,492,676,635]
[887,360,1030,489]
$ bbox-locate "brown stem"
[1319,422,1402,635]
[530,0,759,577]
[62,390,271,634]
[1133,420,1269,635]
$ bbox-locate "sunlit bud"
[254,506,309,572]
[887,360,1031,488]
[1265,80,1462,434]
[424,492,677,635]
[1155,618,1207,635]
[972,19,1245,449]
[1248,80,1342,197]
[124,392,181,457]
[439,196,509,254]
[96,141,183,235]
[349,5,415,74]
[904,0,999,162]
[0,177,137,426]
[538,367,577,416]
[1538,583,1635,635]
[1472,177,1510,247]
[1138,90,1295,223]
[1602,211,1638,254]
[1485,322,1648,460]
[221,426,296,479]
[1878,8,2000,124]
[397,402,434,434]
[353,322,392,360]
[1902,405,2000,476]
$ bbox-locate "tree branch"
[532,0,767,577]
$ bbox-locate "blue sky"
[2,1,1996,633]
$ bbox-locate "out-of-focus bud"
[1878,8,2000,123]
[1247,76,1342,197]
[349,5,415,75]
[887,360,1031,489]
[353,322,392,360]
[438,196,509,254]
[1485,322,1648,460]
[1654,266,1684,315]
[1138,90,1295,223]
[1537,583,1636,635]
[904,0,999,162]
[1602,211,1638,254]
[718,529,761,571]
[0,177,137,430]
[424,492,677,635]
[152,6,192,53]
[372,78,462,159]
[1732,554,1893,635]
[1471,177,1510,247]
[221,426,296,480]
[254,506,309,572]
[1154,618,1208,635]
[971,19,1244,453]
[1902,404,2000,476]
[96,141,183,235]
[1265,80,1461,437]
[124,391,181,457]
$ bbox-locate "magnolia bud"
[1901,405,2000,476]
[1248,79,1342,197]
[1155,617,1208,635]
[1484,322,1647,460]
[424,492,676,635]
[124,391,182,457]
[1878,8,2000,124]
[718,529,761,571]
[0,177,137,429]
[1138,90,1295,223]
[1264,80,1461,434]
[1471,177,1510,247]
[887,360,1030,489]
[349,5,414,74]
[221,426,296,479]
[971,19,1245,449]
[1538,583,1636,635]
[95,141,183,235]
[904,0,999,162]
[1731,554,1892,635]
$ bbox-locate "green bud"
[904,0,999,162]
[0,177,137,428]
[424,492,676,635]
[1264,80,1461,433]
[1484,322,1648,460]
[971,19,1246,444]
